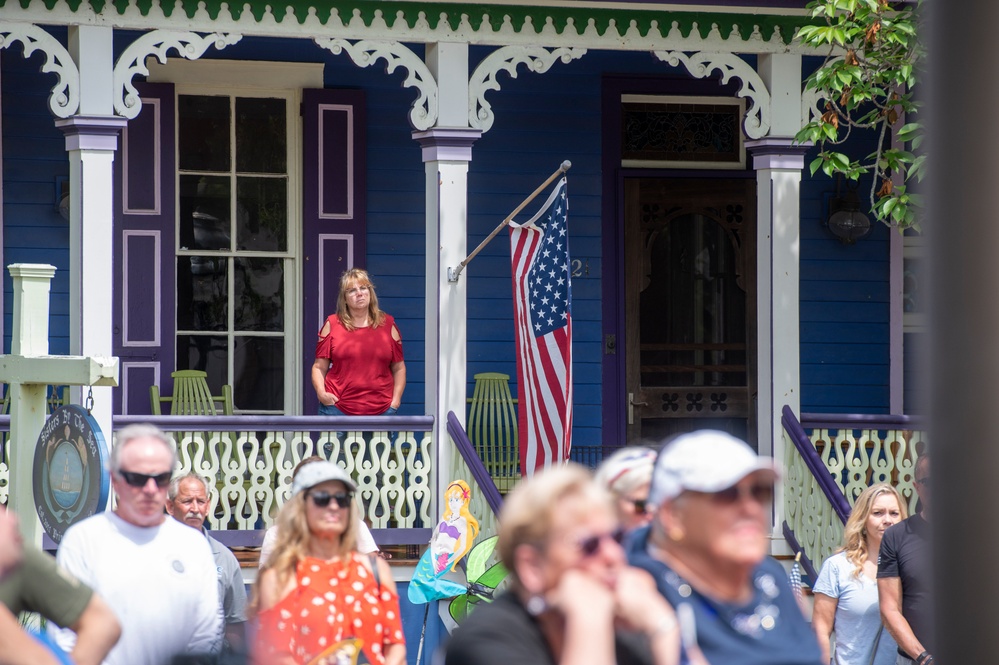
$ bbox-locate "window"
[175,93,292,412]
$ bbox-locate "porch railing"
[1,414,435,547]
[781,405,927,576]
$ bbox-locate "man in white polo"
[53,424,221,665]
[166,471,247,655]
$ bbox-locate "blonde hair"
[336,268,387,331]
[497,464,613,587]
[251,485,360,612]
[841,483,908,578]
[442,480,480,567]
[594,446,656,497]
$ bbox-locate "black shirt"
[878,513,934,654]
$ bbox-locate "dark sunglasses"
[308,490,353,509]
[628,498,649,514]
[578,528,626,557]
[117,470,172,489]
[708,482,774,505]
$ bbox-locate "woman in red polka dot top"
[252,462,406,665]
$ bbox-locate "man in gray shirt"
[166,472,248,655]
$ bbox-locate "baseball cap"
[291,461,357,496]
[647,430,779,507]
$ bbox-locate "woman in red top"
[312,269,406,415]
[253,462,406,665]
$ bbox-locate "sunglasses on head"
[117,470,172,489]
[578,528,626,557]
[308,490,353,509]
[707,482,774,505]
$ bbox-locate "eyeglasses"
[578,528,626,557]
[625,498,648,514]
[308,490,353,509]
[117,470,172,489]
[707,482,774,506]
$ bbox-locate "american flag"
[509,177,572,476]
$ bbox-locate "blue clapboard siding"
[798,164,892,413]
[1,37,71,356]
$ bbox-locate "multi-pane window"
[176,94,290,412]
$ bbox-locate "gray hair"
[110,424,178,474]
[168,472,211,502]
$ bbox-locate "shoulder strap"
[368,552,381,593]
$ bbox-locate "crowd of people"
[0,268,933,665]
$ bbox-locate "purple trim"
[411,128,482,162]
[55,115,127,152]
[600,75,750,444]
[781,521,818,583]
[745,138,811,170]
[302,88,367,415]
[446,411,503,517]
[799,412,926,430]
[781,405,851,523]
[112,414,434,430]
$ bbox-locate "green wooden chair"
[150,370,234,415]
[466,372,520,494]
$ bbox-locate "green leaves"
[796,0,925,230]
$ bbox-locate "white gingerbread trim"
[0,23,79,118]
[315,38,438,131]
[468,45,586,133]
[113,31,242,119]
[801,55,844,126]
[653,50,772,139]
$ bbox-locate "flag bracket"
[447,160,572,283]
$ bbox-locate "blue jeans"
[318,403,399,444]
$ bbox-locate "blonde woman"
[253,462,405,665]
[312,268,406,416]
[813,483,908,665]
[595,447,657,532]
[432,480,480,574]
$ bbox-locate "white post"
[56,25,125,439]
[6,264,57,546]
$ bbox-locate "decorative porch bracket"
[315,38,439,131]
[113,31,243,119]
[652,50,771,139]
[0,23,80,118]
[468,46,586,133]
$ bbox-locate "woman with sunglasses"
[812,483,907,665]
[626,430,823,665]
[595,446,657,533]
[444,464,680,665]
[253,462,405,665]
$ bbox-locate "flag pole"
[447,160,571,282]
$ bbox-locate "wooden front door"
[624,177,757,444]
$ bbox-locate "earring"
[668,526,685,542]
[525,594,548,616]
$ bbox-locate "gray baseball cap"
[291,461,357,496]
[647,430,779,507]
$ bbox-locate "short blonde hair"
[497,464,612,584]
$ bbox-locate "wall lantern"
[825,177,872,244]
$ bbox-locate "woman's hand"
[612,567,680,665]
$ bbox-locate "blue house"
[0,0,921,654]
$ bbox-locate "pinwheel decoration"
[448,535,509,623]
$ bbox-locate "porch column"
[745,138,809,541]
[54,25,125,440]
[412,42,482,506]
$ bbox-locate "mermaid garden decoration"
[408,480,480,604]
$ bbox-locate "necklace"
[659,565,782,639]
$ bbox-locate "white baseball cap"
[647,430,779,507]
[291,461,357,496]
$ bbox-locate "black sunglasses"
[308,490,353,509]
[117,470,172,489]
[708,482,774,506]
[629,498,649,514]
[578,528,626,557]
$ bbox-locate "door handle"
[628,393,647,425]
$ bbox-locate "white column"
[745,139,809,542]
[54,25,125,439]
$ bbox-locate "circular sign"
[33,405,110,543]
